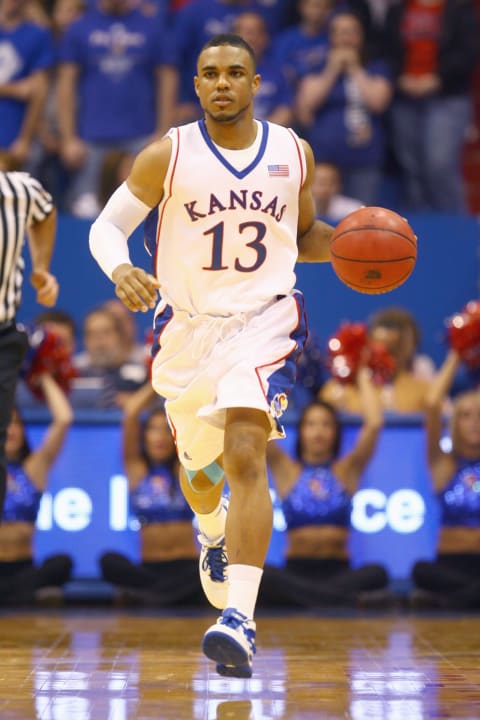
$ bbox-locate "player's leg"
[202,407,272,678]
[223,408,272,569]
[179,462,229,609]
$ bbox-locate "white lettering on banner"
[351,489,425,534]
[55,488,91,531]
[36,478,425,535]
[36,477,129,531]
[109,475,129,531]
[39,489,97,531]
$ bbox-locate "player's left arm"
[296,139,334,263]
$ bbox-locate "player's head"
[295,400,342,462]
[201,33,257,71]
[195,33,260,123]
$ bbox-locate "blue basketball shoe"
[202,607,256,678]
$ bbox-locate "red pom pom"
[327,323,368,383]
[367,340,396,385]
[328,322,396,384]
[23,326,77,399]
[447,303,480,369]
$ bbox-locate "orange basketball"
[330,206,417,294]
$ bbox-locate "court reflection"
[1,613,479,719]
[33,627,140,719]
[193,648,286,719]
[348,627,439,720]
[28,618,286,720]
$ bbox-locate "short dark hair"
[34,309,77,337]
[200,33,256,71]
[368,306,421,349]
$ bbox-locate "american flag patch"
[268,164,289,177]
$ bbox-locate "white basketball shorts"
[151,291,307,470]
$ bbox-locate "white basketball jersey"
[146,119,307,316]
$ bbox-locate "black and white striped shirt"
[0,172,54,323]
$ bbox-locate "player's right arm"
[89,138,172,312]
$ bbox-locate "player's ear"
[252,73,261,96]
[194,76,200,98]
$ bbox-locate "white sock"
[227,564,263,620]
[196,500,226,543]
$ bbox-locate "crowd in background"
[0,0,479,218]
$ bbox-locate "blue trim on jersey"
[152,304,173,360]
[144,206,159,260]
[266,292,308,418]
[197,119,269,179]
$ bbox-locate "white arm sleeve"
[89,181,152,280]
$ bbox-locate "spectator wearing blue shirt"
[56,0,168,217]
[272,0,333,93]
[233,11,292,126]
[295,11,392,205]
[28,0,85,209]
[0,0,55,167]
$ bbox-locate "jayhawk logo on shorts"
[270,392,288,418]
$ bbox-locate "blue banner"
[30,417,440,581]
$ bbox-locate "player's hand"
[112,264,161,312]
[30,269,59,307]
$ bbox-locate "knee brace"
[184,460,224,488]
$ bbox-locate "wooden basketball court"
[0,609,479,718]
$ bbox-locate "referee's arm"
[27,205,59,307]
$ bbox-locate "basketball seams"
[332,225,417,249]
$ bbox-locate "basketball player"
[89,34,334,678]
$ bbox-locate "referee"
[0,170,59,517]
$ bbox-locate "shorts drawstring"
[192,313,248,360]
